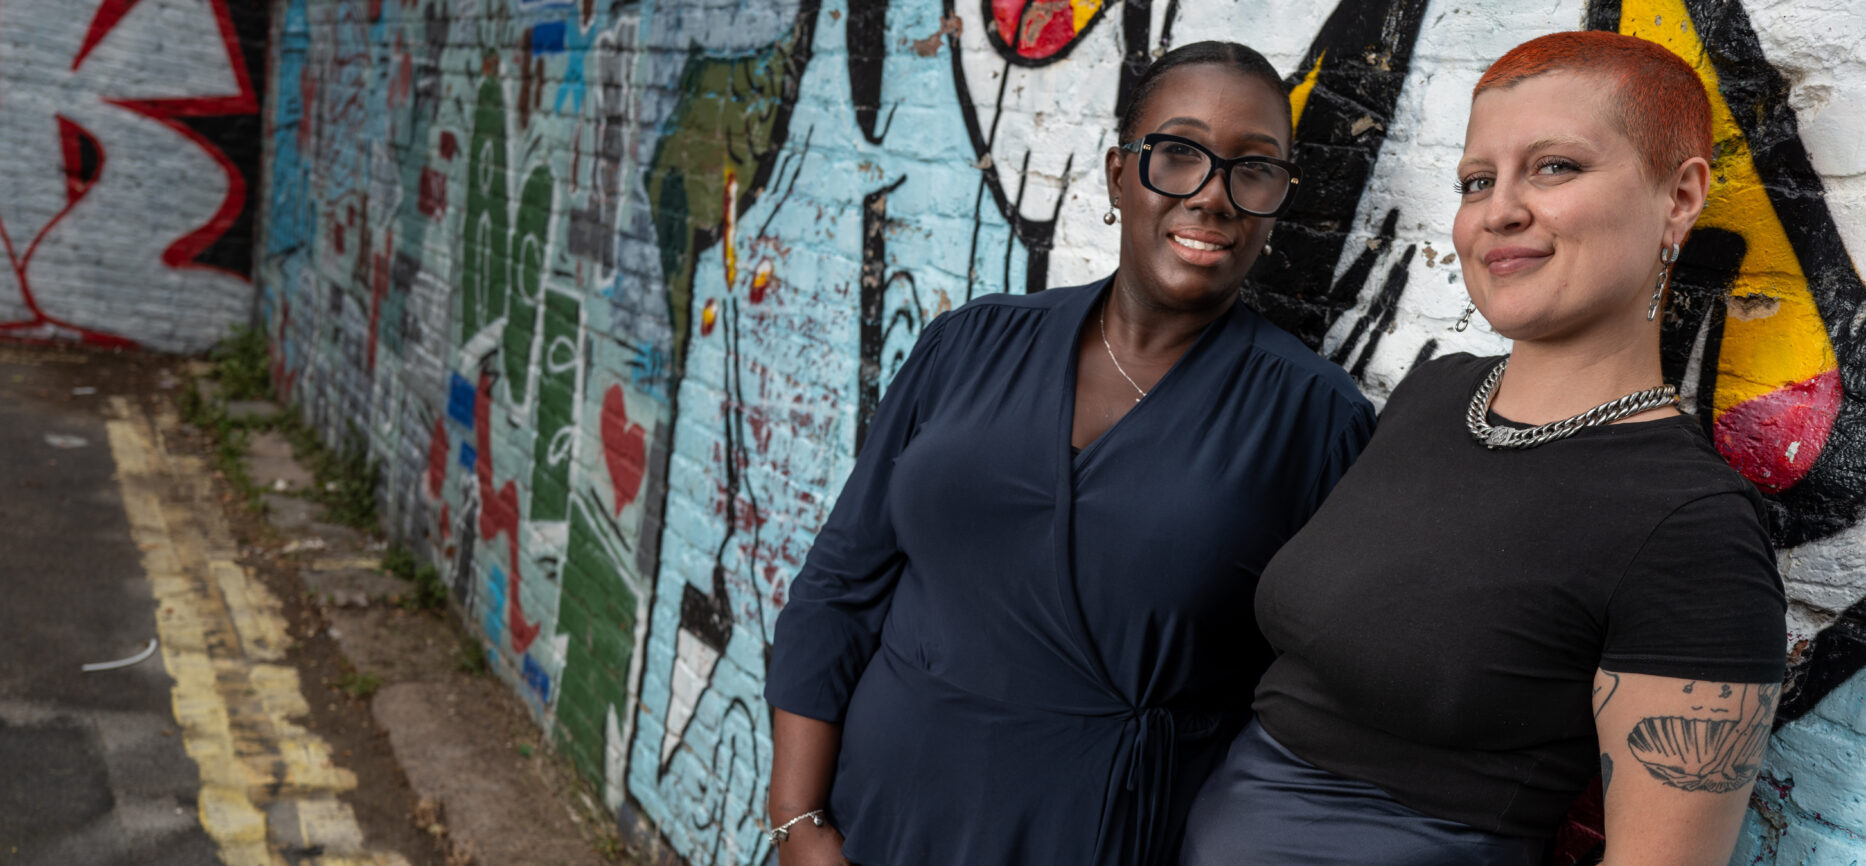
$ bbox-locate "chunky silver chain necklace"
[1100,301,1147,402]
[1466,358,1677,450]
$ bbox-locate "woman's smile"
[1168,228,1234,265]
[1481,245,1552,277]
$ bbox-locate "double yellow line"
[105,398,406,866]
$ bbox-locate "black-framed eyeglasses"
[1118,133,1301,217]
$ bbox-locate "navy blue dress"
[765,278,1375,866]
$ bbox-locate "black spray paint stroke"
[857,176,916,453]
[1113,0,1154,124]
[846,0,897,144]
[1244,0,1432,351]
[946,0,1075,299]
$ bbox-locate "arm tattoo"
[1626,682,1778,793]
[1600,753,1614,795]
[1593,671,1621,719]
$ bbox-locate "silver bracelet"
[765,808,827,844]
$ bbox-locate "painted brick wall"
[0,0,267,353]
[256,1,1866,863]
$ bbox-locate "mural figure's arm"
[1593,669,1776,865]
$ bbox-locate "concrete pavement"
[0,353,220,865]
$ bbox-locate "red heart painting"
[602,385,648,514]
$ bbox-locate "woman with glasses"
[762,41,1376,866]
[1179,32,1785,866]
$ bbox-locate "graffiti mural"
[0,0,265,352]
[260,0,1866,863]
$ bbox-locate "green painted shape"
[503,164,554,403]
[461,68,510,341]
[646,35,804,369]
[552,497,639,786]
[528,291,580,523]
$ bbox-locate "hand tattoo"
[1626,683,1778,793]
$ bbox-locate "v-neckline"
[1063,281,1235,470]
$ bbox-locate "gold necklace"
[1100,300,1147,403]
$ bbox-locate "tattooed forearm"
[1600,753,1614,795]
[1626,682,1778,793]
[1594,671,1620,719]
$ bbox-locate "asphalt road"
[0,354,218,866]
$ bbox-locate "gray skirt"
[1178,719,1545,866]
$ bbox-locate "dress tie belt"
[1120,706,1178,866]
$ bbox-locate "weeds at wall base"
[184,326,381,533]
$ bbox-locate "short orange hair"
[1474,31,1713,181]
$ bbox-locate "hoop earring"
[1455,304,1475,332]
[1649,242,1680,321]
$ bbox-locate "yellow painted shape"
[106,398,388,866]
[1290,52,1325,134]
[1621,2,1837,412]
[214,559,289,662]
[1071,0,1104,34]
[296,797,369,853]
[723,167,739,288]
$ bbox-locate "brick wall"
[0,0,266,352]
[257,1,1866,863]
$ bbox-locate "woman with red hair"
[1179,31,1784,866]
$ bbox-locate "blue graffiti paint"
[531,21,567,55]
[522,653,554,703]
[448,372,477,426]
[484,565,509,648]
[552,22,594,113]
[459,443,477,469]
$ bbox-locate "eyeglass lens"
[1146,140,1290,213]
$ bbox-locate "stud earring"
[1455,303,1475,332]
[1649,242,1680,321]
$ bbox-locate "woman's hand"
[1592,668,1777,866]
[774,821,850,866]
[770,709,849,865]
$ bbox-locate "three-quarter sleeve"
[1600,490,1787,683]
[1297,395,1377,521]
[765,314,951,722]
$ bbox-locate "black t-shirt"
[1252,353,1786,837]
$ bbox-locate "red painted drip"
[601,385,647,513]
[270,299,296,404]
[1713,368,1842,494]
[417,167,447,217]
[426,417,449,498]
[72,0,142,71]
[507,569,539,653]
[991,0,1080,60]
[473,373,539,653]
[366,235,389,371]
